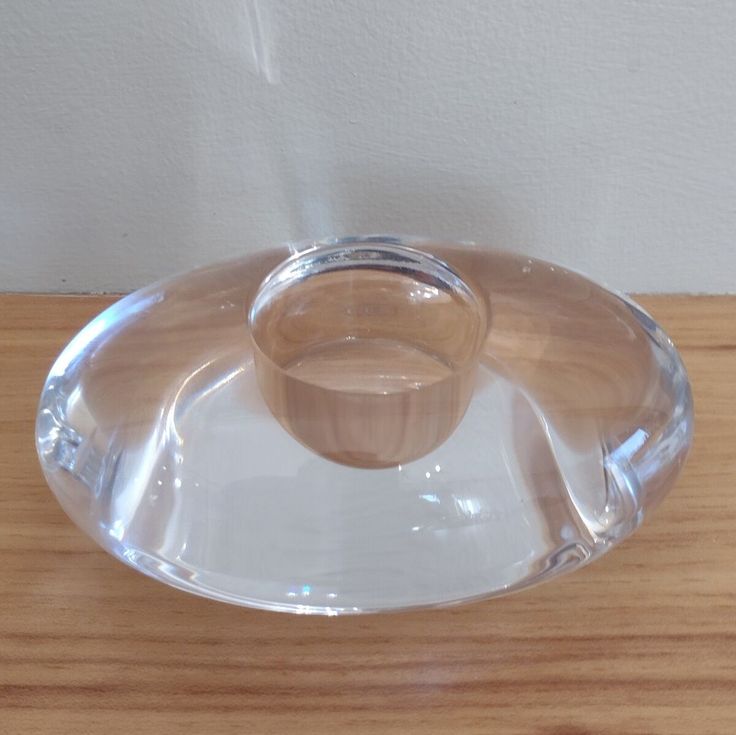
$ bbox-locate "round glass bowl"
[36,236,693,614]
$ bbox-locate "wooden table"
[1,294,734,734]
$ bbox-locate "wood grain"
[1,293,734,734]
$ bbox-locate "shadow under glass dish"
[36,236,693,614]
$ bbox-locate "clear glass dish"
[36,236,693,614]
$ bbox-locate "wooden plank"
[1,293,734,734]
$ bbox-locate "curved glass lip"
[107,539,556,616]
[248,237,489,386]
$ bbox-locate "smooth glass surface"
[36,236,693,614]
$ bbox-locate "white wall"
[1,0,734,293]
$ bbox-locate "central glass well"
[249,243,487,468]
